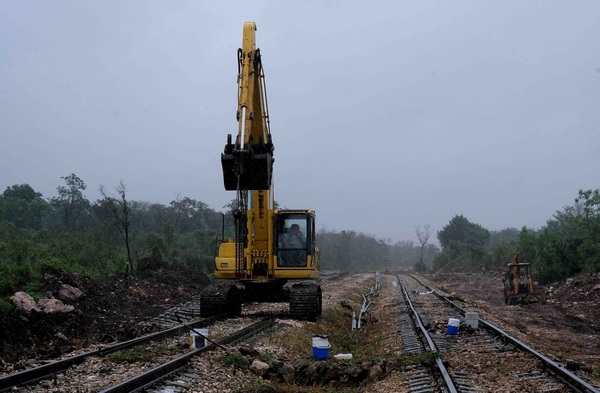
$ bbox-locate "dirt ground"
[0,261,208,367]
[2,266,600,384]
[422,271,600,378]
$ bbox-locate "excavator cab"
[275,211,317,268]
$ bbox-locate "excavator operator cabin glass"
[277,216,308,267]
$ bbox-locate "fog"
[2,1,599,242]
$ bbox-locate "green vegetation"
[238,381,356,393]
[1,174,597,301]
[388,351,440,370]
[0,174,232,301]
[220,351,251,368]
[432,188,600,284]
[0,174,438,304]
[0,298,12,312]
[236,380,277,393]
[106,345,170,363]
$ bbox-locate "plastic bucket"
[464,312,479,329]
[312,335,330,360]
[447,318,460,335]
[191,328,208,348]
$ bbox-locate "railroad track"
[99,318,275,393]
[396,274,600,393]
[0,313,277,393]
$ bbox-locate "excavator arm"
[221,22,274,191]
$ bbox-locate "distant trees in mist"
[432,188,600,284]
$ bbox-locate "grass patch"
[106,345,170,364]
[239,381,357,393]
[0,298,13,312]
[220,351,251,368]
[389,351,439,370]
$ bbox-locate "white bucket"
[190,328,208,348]
[447,318,460,335]
[464,312,479,329]
[312,335,330,360]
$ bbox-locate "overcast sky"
[1,1,599,243]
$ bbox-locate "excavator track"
[200,284,242,317]
[289,282,322,321]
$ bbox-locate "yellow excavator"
[200,22,322,320]
[502,252,534,304]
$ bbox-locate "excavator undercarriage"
[201,280,322,321]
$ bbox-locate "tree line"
[3,174,594,301]
[1,174,439,302]
[318,228,438,273]
[0,174,229,299]
[432,188,600,284]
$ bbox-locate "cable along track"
[397,274,600,393]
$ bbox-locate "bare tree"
[415,225,433,272]
[100,181,135,277]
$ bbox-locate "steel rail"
[99,317,276,393]
[407,274,600,393]
[0,315,221,392]
[398,278,458,393]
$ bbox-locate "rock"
[592,284,600,291]
[339,299,354,311]
[279,362,296,383]
[566,361,581,371]
[10,291,40,314]
[266,358,283,372]
[58,284,84,302]
[346,363,364,379]
[249,359,270,377]
[367,364,384,380]
[55,332,68,341]
[275,319,304,328]
[37,298,75,314]
[238,345,260,357]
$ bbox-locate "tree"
[489,227,519,246]
[52,174,91,230]
[0,184,49,229]
[437,215,489,249]
[434,215,491,271]
[575,189,600,271]
[100,181,135,276]
[415,225,433,272]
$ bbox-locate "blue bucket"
[447,318,460,335]
[312,335,330,360]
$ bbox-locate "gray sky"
[1,1,599,243]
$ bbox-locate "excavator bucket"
[221,141,273,190]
